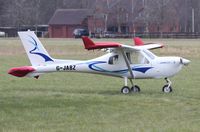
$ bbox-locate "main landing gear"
[120,77,173,94]
[121,77,140,94]
[162,78,172,93]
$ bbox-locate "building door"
[52,26,64,38]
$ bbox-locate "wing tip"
[81,36,95,50]
[133,37,144,46]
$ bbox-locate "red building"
[48,9,105,38]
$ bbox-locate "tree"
[0,0,200,33]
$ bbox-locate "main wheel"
[131,85,141,93]
[121,86,130,94]
[162,85,172,93]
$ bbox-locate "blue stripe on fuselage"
[88,61,153,74]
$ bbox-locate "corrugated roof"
[48,9,93,25]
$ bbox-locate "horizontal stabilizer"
[82,36,121,50]
[8,66,35,77]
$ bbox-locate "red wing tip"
[160,44,164,48]
[133,37,144,46]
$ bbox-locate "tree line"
[0,0,200,33]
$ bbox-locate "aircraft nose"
[180,58,190,66]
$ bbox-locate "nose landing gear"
[162,78,172,93]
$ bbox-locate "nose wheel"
[162,85,172,93]
[121,77,140,94]
[162,78,172,93]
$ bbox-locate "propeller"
[180,58,190,66]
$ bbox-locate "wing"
[82,36,139,51]
[137,44,164,50]
[82,36,121,50]
[133,37,164,50]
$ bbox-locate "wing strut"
[120,48,135,79]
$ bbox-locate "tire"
[121,86,130,94]
[162,85,172,93]
[131,85,141,93]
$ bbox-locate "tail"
[18,31,54,66]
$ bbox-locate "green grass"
[0,38,200,132]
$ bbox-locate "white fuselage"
[28,49,187,79]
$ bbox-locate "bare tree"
[0,0,6,26]
[138,0,179,32]
[0,0,200,33]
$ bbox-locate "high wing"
[82,36,163,51]
[133,37,164,50]
[82,36,121,50]
[82,36,139,51]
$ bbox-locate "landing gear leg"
[121,77,130,94]
[162,78,172,93]
[121,77,141,94]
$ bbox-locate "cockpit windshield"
[142,49,156,60]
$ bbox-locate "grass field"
[0,38,200,132]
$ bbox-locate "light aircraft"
[8,31,190,94]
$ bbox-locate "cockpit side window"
[108,55,119,65]
[127,51,150,64]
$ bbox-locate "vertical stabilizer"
[18,31,54,66]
